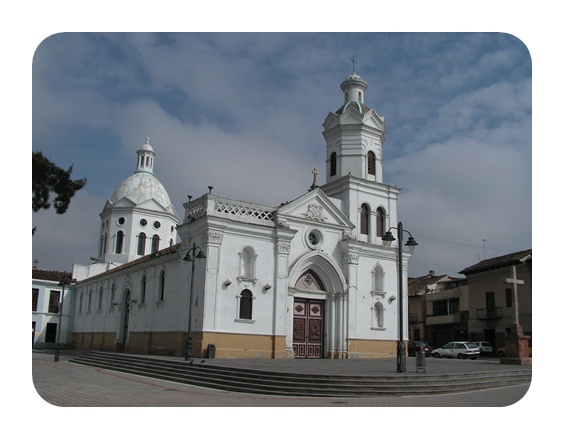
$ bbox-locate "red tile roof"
[32,269,74,283]
[459,249,532,275]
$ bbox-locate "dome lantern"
[136,137,156,174]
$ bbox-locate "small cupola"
[340,72,368,105]
[135,137,156,174]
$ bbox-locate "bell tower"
[320,71,399,244]
[323,71,385,184]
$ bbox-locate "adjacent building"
[32,269,74,349]
[408,249,532,352]
[460,249,532,349]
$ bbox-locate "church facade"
[71,72,413,359]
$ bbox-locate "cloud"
[31,33,532,278]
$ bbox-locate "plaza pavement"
[31,351,533,408]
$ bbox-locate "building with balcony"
[460,249,532,350]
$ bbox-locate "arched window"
[137,232,146,255]
[87,289,92,312]
[79,292,83,313]
[98,286,103,310]
[99,235,104,256]
[158,269,165,301]
[239,247,256,279]
[116,231,124,254]
[367,151,376,176]
[373,265,385,292]
[110,283,116,306]
[103,233,108,254]
[151,234,160,253]
[330,152,337,176]
[360,204,370,235]
[373,302,384,328]
[239,289,253,320]
[376,207,385,238]
[140,275,146,304]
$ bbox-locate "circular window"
[306,229,323,248]
[140,219,147,227]
[153,221,161,229]
[117,217,126,226]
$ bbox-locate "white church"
[71,71,413,359]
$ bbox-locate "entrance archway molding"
[287,251,348,358]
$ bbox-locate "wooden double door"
[293,299,324,358]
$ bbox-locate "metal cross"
[350,56,357,73]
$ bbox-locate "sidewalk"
[31,351,531,407]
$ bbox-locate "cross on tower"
[350,56,357,73]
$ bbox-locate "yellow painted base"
[72,332,401,360]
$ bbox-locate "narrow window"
[137,232,146,255]
[141,275,146,304]
[32,288,39,311]
[79,292,83,313]
[103,233,108,254]
[158,270,165,301]
[239,289,253,320]
[110,283,116,305]
[88,289,92,312]
[48,290,60,314]
[505,287,513,307]
[116,231,124,254]
[360,204,369,235]
[367,151,376,176]
[376,207,385,237]
[151,234,160,253]
[98,286,103,310]
[330,152,337,176]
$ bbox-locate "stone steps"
[69,351,531,398]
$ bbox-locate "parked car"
[497,346,532,357]
[474,341,494,356]
[408,341,431,357]
[431,342,480,359]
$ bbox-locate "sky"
[30,32,533,278]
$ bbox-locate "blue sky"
[31,32,532,277]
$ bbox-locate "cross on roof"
[350,56,357,73]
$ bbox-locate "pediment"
[276,188,354,230]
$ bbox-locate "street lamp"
[54,273,71,362]
[183,242,206,361]
[382,222,418,373]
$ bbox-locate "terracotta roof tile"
[459,249,532,275]
[32,269,74,283]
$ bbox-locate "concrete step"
[69,351,531,397]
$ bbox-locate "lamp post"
[54,273,71,362]
[382,222,418,373]
[183,242,206,361]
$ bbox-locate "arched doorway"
[288,254,347,359]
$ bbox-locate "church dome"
[108,138,173,210]
[110,172,172,208]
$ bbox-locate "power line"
[415,234,517,255]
